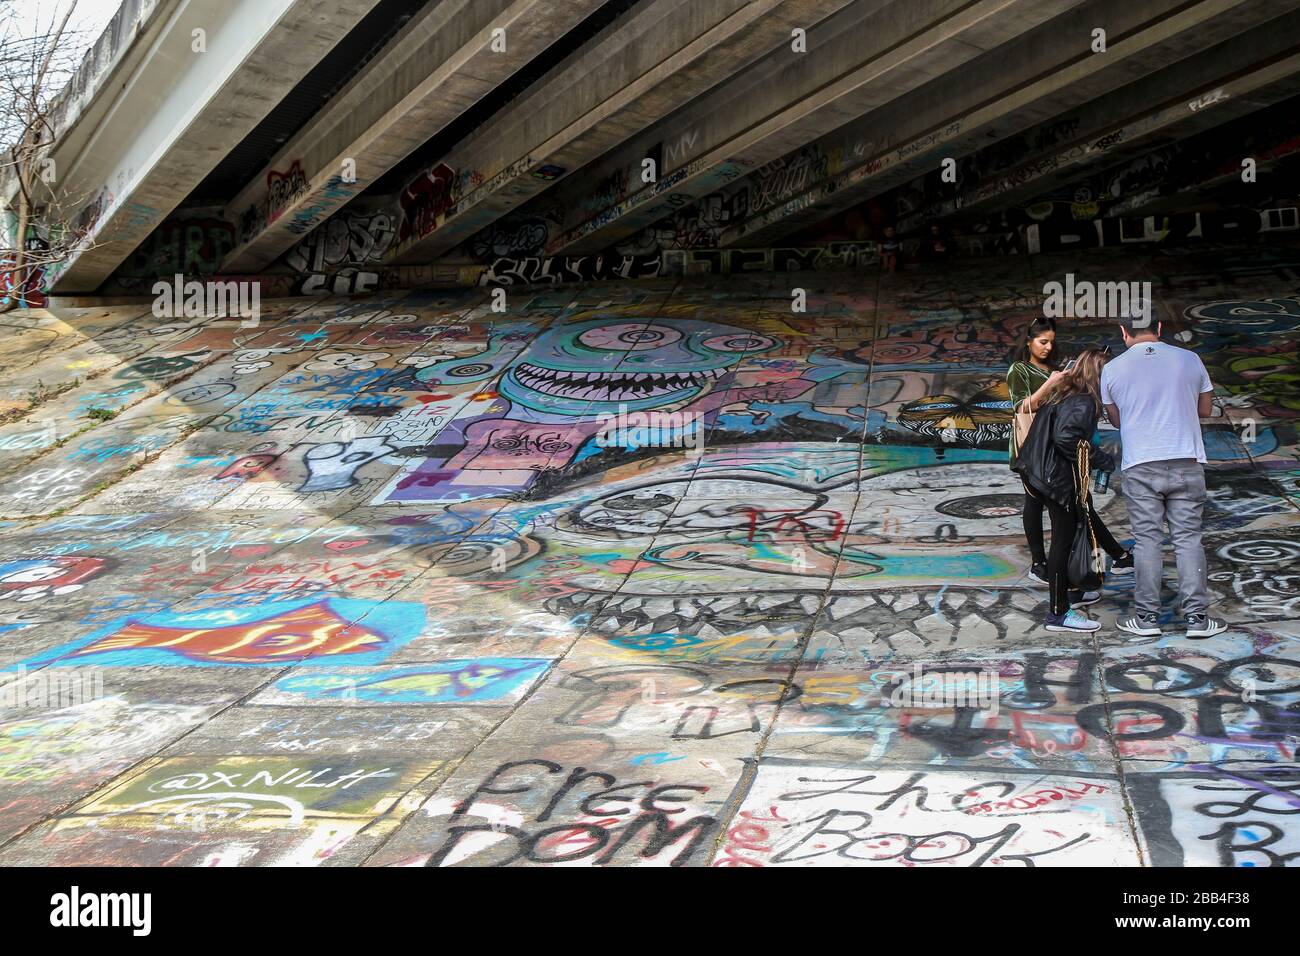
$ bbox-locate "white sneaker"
[1109,551,1135,575]
[1045,609,1100,632]
[1117,613,1161,637]
[1186,614,1228,639]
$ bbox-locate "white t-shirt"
[1100,341,1213,471]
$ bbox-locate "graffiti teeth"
[512,363,714,401]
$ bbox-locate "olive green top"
[1006,360,1050,468]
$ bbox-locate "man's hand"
[1104,402,1121,428]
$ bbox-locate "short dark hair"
[1117,297,1157,335]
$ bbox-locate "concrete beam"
[385,0,864,264]
[1098,125,1300,222]
[535,0,1088,257]
[48,0,384,295]
[721,0,1296,247]
[3,0,177,207]
[894,26,1300,232]
[219,0,608,274]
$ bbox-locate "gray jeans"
[1121,458,1210,618]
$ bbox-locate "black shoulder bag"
[1067,439,1104,590]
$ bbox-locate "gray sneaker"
[1186,614,1228,639]
[1117,613,1161,637]
[1070,589,1102,607]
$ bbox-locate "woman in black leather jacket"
[1013,349,1132,633]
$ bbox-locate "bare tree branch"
[0,0,99,312]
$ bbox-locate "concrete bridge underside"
[17,0,1298,297]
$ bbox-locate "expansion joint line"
[358,296,696,865]
[705,269,882,865]
[1088,626,1148,865]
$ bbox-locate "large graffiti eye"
[578,323,681,350]
[604,492,677,511]
[701,333,776,352]
[936,494,1025,519]
[447,362,492,377]
[570,482,691,534]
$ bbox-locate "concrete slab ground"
[0,244,1296,866]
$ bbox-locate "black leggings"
[1043,497,1126,615]
[1021,480,1046,565]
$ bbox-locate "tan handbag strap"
[1076,440,1101,568]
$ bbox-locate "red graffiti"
[713,806,788,867]
[398,163,456,242]
[744,508,846,542]
[0,556,107,594]
[0,263,46,308]
[217,453,279,481]
[69,601,387,664]
[266,161,310,222]
[2,232,50,307]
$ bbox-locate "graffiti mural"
[0,556,110,602]
[266,161,310,223]
[269,659,553,705]
[399,162,457,243]
[377,309,866,503]
[119,216,236,278]
[478,253,662,286]
[895,382,1013,447]
[10,597,425,668]
[39,753,443,865]
[284,209,396,273]
[469,215,552,260]
[724,763,1130,866]
[0,250,1297,867]
[0,229,50,308]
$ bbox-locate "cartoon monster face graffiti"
[418,318,778,417]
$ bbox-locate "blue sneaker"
[1045,609,1100,633]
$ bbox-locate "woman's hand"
[1029,370,1065,410]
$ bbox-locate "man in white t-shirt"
[1100,309,1226,639]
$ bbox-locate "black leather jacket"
[1012,394,1116,509]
